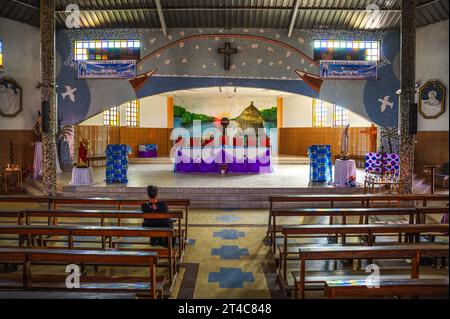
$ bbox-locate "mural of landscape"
[173,96,278,151]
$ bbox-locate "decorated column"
[40,0,57,196]
[399,0,416,194]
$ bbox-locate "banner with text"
[320,60,378,80]
[78,60,136,79]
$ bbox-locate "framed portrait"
[419,80,446,119]
[0,78,23,118]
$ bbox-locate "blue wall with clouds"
[56,28,400,128]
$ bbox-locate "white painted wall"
[79,95,168,127]
[140,95,167,128]
[416,20,449,131]
[283,95,372,128]
[0,17,41,130]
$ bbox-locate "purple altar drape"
[174,146,272,174]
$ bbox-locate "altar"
[174,146,273,174]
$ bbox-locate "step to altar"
[62,185,364,209]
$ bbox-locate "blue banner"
[320,60,377,80]
[78,60,136,79]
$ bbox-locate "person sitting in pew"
[141,185,174,248]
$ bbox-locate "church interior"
[0,0,449,302]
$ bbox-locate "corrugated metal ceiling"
[0,0,448,30]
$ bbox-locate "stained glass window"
[74,40,141,61]
[334,105,349,126]
[103,106,120,126]
[0,40,3,67]
[125,100,140,127]
[313,40,380,61]
[312,99,328,127]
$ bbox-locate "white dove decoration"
[61,86,77,102]
[378,96,394,112]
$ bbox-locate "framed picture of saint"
[419,80,446,119]
[0,78,22,118]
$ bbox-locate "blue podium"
[307,145,333,182]
[105,144,131,184]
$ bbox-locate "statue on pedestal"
[77,138,89,168]
[340,124,350,160]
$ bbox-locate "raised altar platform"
[60,163,366,209]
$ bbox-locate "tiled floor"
[0,203,447,299]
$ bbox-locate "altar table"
[174,146,272,173]
[334,159,357,187]
[70,167,94,186]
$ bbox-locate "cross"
[218,43,238,70]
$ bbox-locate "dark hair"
[147,185,158,199]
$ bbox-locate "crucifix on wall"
[218,43,238,70]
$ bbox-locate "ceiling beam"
[154,0,167,36]
[288,0,301,37]
[54,6,405,14]
[10,0,39,10]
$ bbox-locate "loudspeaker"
[41,101,49,134]
[409,103,418,135]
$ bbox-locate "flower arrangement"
[220,164,228,175]
[345,175,357,187]
[23,166,34,179]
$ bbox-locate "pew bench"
[0,248,163,299]
[268,194,449,239]
[0,225,178,292]
[292,243,449,299]
[51,197,191,240]
[22,209,186,260]
[278,223,449,291]
[324,279,449,299]
[269,207,416,253]
[0,196,191,241]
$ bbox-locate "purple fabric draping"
[33,142,43,178]
[174,147,272,174]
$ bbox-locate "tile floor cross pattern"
[215,214,241,222]
[208,268,255,288]
[213,229,246,240]
[211,245,250,260]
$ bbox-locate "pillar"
[399,0,417,194]
[40,0,57,196]
[277,97,284,155]
[167,96,174,129]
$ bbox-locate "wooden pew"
[0,196,191,240]
[268,194,449,238]
[0,196,52,209]
[416,206,449,224]
[0,210,24,225]
[0,225,177,290]
[51,197,191,239]
[324,279,449,299]
[279,223,449,288]
[22,209,185,260]
[293,243,449,299]
[270,207,416,253]
[0,248,161,299]
[0,291,137,299]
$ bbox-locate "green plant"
[57,125,73,141]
